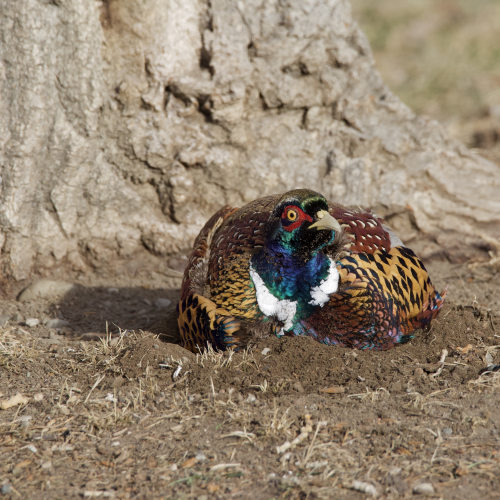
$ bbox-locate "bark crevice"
[0,0,498,280]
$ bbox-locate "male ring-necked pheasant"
[177,189,447,352]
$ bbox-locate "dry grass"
[1,329,500,499]
[0,326,37,364]
[195,343,235,369]
[1,301,500,500]
[76,326,128,368]
[347,387,391,402]
[468,366,500,391]
[265,404,294,439]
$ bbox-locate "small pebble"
[41,460,52,469]
[261,347,271,356]
[389,467,402,475]
[195,451,207,462]
[143,299,152,305]
[19,415,32,428]
[109,337,120,347]
[59,406,70,415]
[25,318,40,327]
[352,480,378,497]
[17,279,76,302]
[246,394,256,403]
[27,445,37,453]
[0,393,28,409]
[111,441,120,447]
[413,483,435,495]
[11,467,22,476]
[45,319,70,329]
[442,427,453,436]
[155,298,171,309]
[282,476,300,486]
[107,288,119,293]
[308,403,318,411]
[1,484,13,494]
[293,382,304,393]
[34,393,44,402]
[170,463,178,471]
[485,352,494,365]
[319,386,345,394]
[173,366,182,380]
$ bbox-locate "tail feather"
[177,293,242,352]
[411,285,448,329]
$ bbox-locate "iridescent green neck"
[251,241,331,303]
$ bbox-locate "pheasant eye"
[287,209,298,221]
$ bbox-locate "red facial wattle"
[281,205,313,232]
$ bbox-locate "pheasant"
[177,189,447,352]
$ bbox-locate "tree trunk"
[1,0,499,281]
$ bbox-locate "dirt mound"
[105,304,497,401]
[115,332,194,380]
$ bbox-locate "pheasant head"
[263,189,341,260]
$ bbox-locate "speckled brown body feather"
[177,191,447,352]
[178,197,279,351]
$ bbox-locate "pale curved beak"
[309,210,341,232]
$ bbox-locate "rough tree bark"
[1,0,499,282]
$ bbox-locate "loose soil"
[1,259,500,500]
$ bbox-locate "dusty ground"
[1,254,500,500]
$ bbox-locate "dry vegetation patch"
[1,261,500,499]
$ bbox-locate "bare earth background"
[1,1,500,499]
